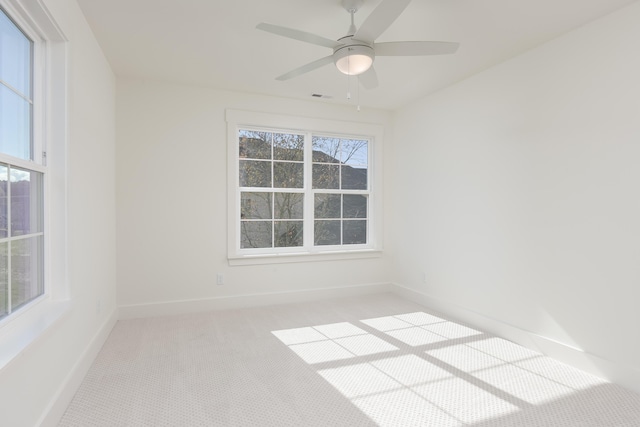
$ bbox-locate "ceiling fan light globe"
[336,54,373,75]
[333,44,374,76]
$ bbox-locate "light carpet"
[59,293,640,426]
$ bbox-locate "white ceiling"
[76,0,636,111]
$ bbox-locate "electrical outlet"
[216,274,224,285]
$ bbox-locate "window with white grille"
[227,110,383,264]
[0,6,44,320]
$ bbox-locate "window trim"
[226,109,384,265]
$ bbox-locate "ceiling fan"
[256,0,459,89]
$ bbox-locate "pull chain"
[357,75,361,111]
[346,56,351,100]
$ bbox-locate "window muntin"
[237,127,370,253]
[0,7,44,320]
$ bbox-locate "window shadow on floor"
[272,310,640,426]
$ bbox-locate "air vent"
[311,93,333,99]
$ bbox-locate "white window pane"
[341,165,367,190]
[0,9,32,98]
[343,195,367,219]
[241,192,272,220]
[273,162,303,188]
[274,193,303,219]
[343,220,366,245]
[341,139,368,166]
[273,133,303,161]
[0,84,32,160]
[312,164,339,189]
[239,160,271,187]
[241,221,272,248]
[239,130,271,159]
[315,194,341,219]
[312,136,340,163]
[10,168,43,236]
[315,220,340,245]
[10,235,43,311]
[274,221,303,247]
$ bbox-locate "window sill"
[0,297,71,371]
[228,249,383,266]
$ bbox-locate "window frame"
[0,2,46,321]
[0,0,68,370]
[226,109,384,265]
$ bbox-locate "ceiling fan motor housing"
[333,40,374,75]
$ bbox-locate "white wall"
[0,0,117,425]
[116,79,394,315]
[392,2,640,391]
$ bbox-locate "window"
[239,130,305,249]
[0,0,67,370]
[0,7,44,320]
[227,110,383,264]
[312,136,368,246]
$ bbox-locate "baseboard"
[118,282,393,319]
[392,283,640,396]
[38,308,119,427]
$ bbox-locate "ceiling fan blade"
[358,66,378,89]
[375,41,460,56]
[257,23,341,49]
[354,0,411,43]
[276,55,335,81]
